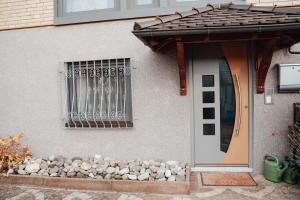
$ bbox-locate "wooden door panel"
[221,42,249,165]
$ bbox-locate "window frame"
[54,0,243,25]
[62,58,134,129]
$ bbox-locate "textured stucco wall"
[0,19,191,163]
[253,44,300,173]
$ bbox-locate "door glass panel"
[202,75,214,87]
[203,91,215,103]
[203,108,215,119]
[203,124,215,135]
[219,57,236,153]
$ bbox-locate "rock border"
[0,168,190,195]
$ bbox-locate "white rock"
[105,174,112,179]
[89,173,95,178]
[72,160,82,168]
[25,163,40,173]
[115,166,120,174]
[48,155,56,162]
[92,164,98,169]
[165,170,171,178]
[122,174,128,180]
[156,170,165,179]
[142,160,150,167]
[94,154,102,161]
[34,158,42,165]
[49,166,59,174]
[166,161,179,167]
[80,162,92,171]
[96,167,104,174]
[138,172,149,181]
[106,167,115,174]
[18,165,25,170]
[119,168,129,175]
[140,168,146,174]
[171,166,180,175]
[50,173,58,177]
[18,169,26,175]
[104,157,111,161]
[128,174,137,180]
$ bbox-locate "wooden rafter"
[255,39,277,93]
[141,31,300,95]
[176,40,187,96]
[255,35,299,93]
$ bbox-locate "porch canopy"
[132,3,300,95]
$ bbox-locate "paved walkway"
[0,175,299,200]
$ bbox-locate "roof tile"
[133,4,300,33]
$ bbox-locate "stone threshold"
[0,168,190,195]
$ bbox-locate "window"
[65,0,116,13]
[137,0,153,5]
[55,0,241,25]
[176,0,198,2]
[63,58,133,128]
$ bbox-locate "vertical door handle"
[235,74,242,136]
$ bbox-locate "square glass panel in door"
[203,124,215,135]
[203,91,215,103]
[203,108,215,119]
[202,75,214,87]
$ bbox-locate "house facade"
[0,0,299,174]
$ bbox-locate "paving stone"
[1,173,299,200]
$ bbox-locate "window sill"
[65,121,133,128]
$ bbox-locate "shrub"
[0,133,31,173]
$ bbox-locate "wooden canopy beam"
[140,32,300,95]
[255,39,277,93]
[176,39,187,96]
[255,35,299,93]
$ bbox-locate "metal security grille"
[63,58,133,128]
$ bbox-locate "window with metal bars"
[64,58,133,128]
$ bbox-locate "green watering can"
[264,155,288,183]
[283,166,300,184]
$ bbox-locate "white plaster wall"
[253,44,300,173]
[0,19,191,162]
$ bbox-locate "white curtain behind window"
[66,0,115,13]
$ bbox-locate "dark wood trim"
[255,39,277,93]
[254,35,299,93]
[176,39,187,96]
[140,31,300,95]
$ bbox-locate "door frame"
[188,42,255,172]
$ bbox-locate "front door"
[192,42,249,165]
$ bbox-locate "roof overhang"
[132,4,300,95]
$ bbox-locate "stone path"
[0,175,299,200]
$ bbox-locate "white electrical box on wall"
[278,64,300,93]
